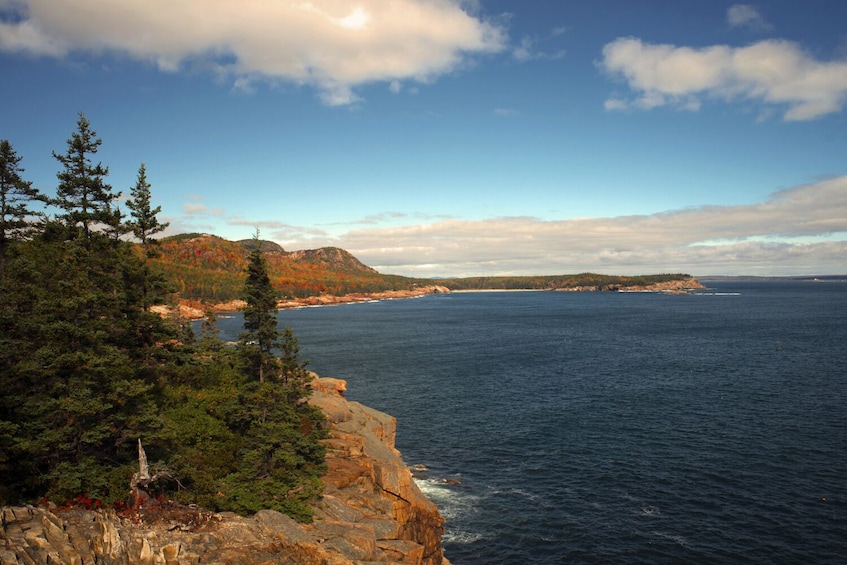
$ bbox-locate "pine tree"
[0,139,43,257]
[52,113,122,240]
[126,163,168,255]
[240,232,280,383]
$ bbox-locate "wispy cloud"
[727,4,773,32]
[182,202,223,216]
[600,37,847,120]
[265,176,847,277]
[0,0,506,105]
[512,35,566,62]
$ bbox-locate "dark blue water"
[209,281,847,564]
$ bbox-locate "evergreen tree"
[0,230,176,502]
[240,232,280,383]
[0,139,43,257]
[104,202,131,241]
[222,377,326,521]
[126,163,168,255]
[52,113,122,240]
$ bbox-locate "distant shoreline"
[451,288,548,293]
[160,277,709,320]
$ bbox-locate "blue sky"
[2,0,846,277]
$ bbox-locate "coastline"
[153,278,706,320]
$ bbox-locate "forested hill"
[152,233,417,302]
[152,233,700,304]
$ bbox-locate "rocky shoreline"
[154,285,452,320]
[1,376,448,565]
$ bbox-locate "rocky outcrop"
[277,286,450,310]
[618,277,706,293]
[285,248,377,274]
[0,377,447,565]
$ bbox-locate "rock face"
[285,247,377,274]
[0,377,447,565]
[308,377,446,565]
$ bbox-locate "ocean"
[209,280,847,564]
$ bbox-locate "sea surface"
[209,280,847,564]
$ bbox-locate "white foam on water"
[442,528,484,544]
[414,476,487,545]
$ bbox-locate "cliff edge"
[0,377,447,565]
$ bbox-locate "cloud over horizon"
[239,176,847,277]
[600,37,847,120]
[0,0,506,105]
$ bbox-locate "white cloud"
[260,176,847,277]
[600,37,847,120]
[0,0,506,104]
[727,4,773,31]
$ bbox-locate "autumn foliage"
[151,233,424,302]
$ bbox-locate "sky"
[2,0,846,277]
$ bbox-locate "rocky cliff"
[1,377,447,565]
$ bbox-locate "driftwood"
[129,439,175,508]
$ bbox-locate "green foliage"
[52,113,121,240]
[126,162,168,255]
[240,236,280,383]
[0,116,328,523]
[1,231,172,502]
[220,380,326,520]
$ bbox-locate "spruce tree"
[52,113,122,240]
[0,139,43,257]
[226,234,327,520]
[126,163,169,255]
[240,233,280,383]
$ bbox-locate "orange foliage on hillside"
[150,233,421,303]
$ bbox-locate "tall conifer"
[240,232,280,382]
[126,163,168,255]
[52,113,121,240]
